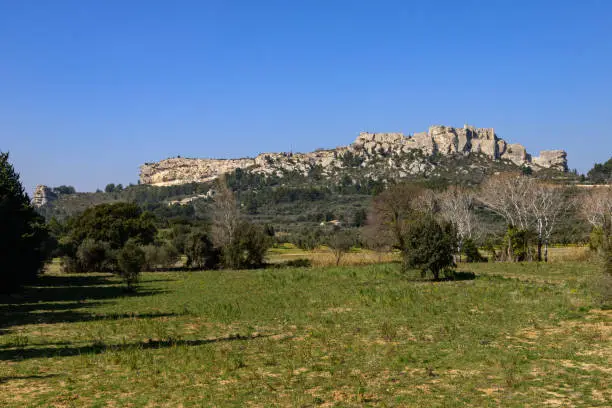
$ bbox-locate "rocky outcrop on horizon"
[32,185,57,207]
[139,124,568,186]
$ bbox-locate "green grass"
[1,262,610,407]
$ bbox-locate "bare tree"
[579,187,612,229]
[365,183,428,251]
[437,186,476,260]
[478,172,532,230]
[211,178,240,251]
[327,229,354,266]
[530,183,569,262]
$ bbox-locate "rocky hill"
[140,124,568,186]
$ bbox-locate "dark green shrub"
[463,239,487,263]
[185,231,220,269]
[0,152,50,292]
[117,240,145,290]
[402,215,456,280]
[76,239,115,272]
[501,227,534,262]
[222,222,271,269]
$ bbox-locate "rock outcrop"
[140,124,568,186]
[32,185,57,207]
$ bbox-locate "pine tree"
[0,152,49,292]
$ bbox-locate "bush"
[222,222,271,269]
[501,227,534,262]
[117,240,145,290]
[273,258,313,269]
[77,239,115,272]
[185,231,220,269]
[402,216,456,280]
[0,152,50,292]
[463,239,487,263]
[143,243,180,270]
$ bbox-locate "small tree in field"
[327,229,354,266]
[402,216,456,280]
[117,240,145,291]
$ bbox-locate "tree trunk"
[544,241,549,262]
[537,239,542,262]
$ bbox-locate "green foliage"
[462,238,487,263]
[185,231,219,269]
[276,258,312,268]
[117,239,145,290]
[66,202,156,250]
[402,216,456,280]
[502,226,534,262]
[52,185,76,195]
[221,222,272,269]
[586,157,612,184]
[142,243,180,270]
[76,239,115,272]
[0,152,50,292]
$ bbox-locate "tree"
[117,239,145,291]
[437,186,477,260]
[479,173,570,262]
[210,179,240,252]
[52,185,76,195]
[403,215,456,280]
[365,183,427,251]
[1,152,50,292]
[530,183,569,261]
[579,187,612,231]
[587,157,612,184]
[185,231,219,269]
[478,172,532,230]
[66,202,156,250]
[76,239,114,272]
[105,183,116,193]
[327,229,355,266]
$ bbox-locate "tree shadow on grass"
[0,274,169,333]
[0,374,59,384]
[0,333,276,361]
[0,311,178,333]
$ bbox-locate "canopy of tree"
[0,152,50,292]
[587,157,612,184]
[64,202,156,249]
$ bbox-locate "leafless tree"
[327,229,354,266]
[437,186,477,259]
[579,186,612,229]
[365,183,428,251]
[479,173,571,262]
[530,183,569,262]
[210,178,240,250]
[478,172,532,230]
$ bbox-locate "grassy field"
[1,261,610,407]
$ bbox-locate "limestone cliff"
[140,124,568,186]
[32,185,57,207]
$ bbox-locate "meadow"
[0,260,610,407]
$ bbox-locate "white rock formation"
[139,124,568,186]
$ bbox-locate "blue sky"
[1,0,611,193]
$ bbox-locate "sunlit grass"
[0,261,609,407]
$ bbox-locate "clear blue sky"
[1,0,611,193]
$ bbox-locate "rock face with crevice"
[139,124,568,186]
